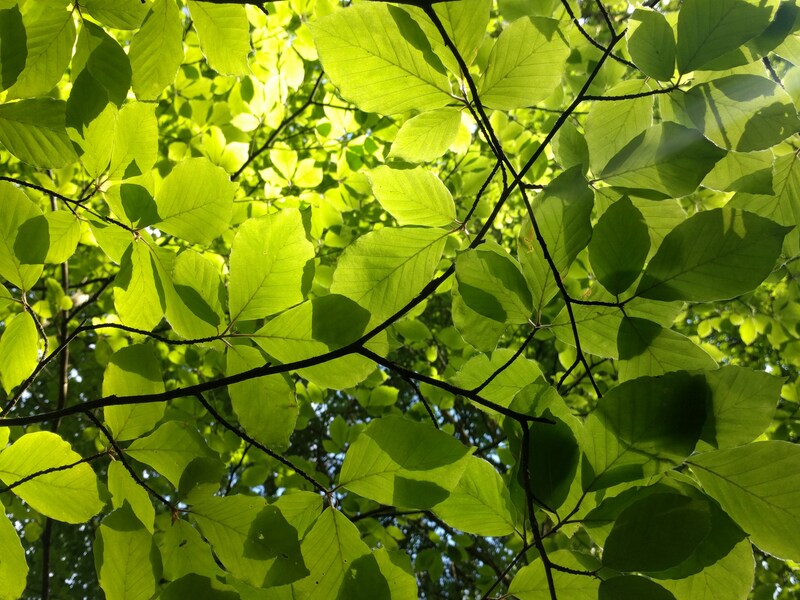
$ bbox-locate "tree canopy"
[1,0,800,598]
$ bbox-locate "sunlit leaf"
[636,208,791,302]
[690,441,800,561]
[309,3,452,114]
[0,431,104,523]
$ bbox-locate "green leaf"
[659,537,754,600]
[0,311,38,395]
[107,461,155,533]
[309,3,452,114]
[165,249,227,340]
[273,491,322,539]
[188,1,250,76]
[0,431,103,523]
[102,344,166,441]
[254,297,377,390]
[74,21,131,106]
[339,416,472,509]
[110,102,158,178]
[41,210,81,264]
[599,576,677,600]
[627,9,676,81]
[81,0,149,29]
[603,492,712,572]
[585,80,655,174]
[432,456,519,536]
[450,349,543,411]
[455,241,532,324]
[582,372,708,492]
[599,122,726,199]
[689,441,800,561]
[95,504,160,600]
[0,6,26,91]
[703,149,775,194]
[700,366,781,449]
[0,182,43,289]
[191,495,307,587]
[479,17,569,110]
[389,108,462,164]
[372,549,418,599]
[636,208,791,302]
[0,98,78,168]
[129,0,184,100]
[368,166,456,227]
[589,197,650,295]
[293,508,372,600]
[0,499,27,600]
[127,421,217,488]
[159,519,220,582]
[552,120,590,173]
[509,550,599,600]
[6,2,75,98]
[551,293,682,360]
[677,0,772,73]
[227,344,298,453]
[526,412,581,511]
[451,279,506,352]
[729,151,800,257]
[337,553,391,600]
[401,0,491,75]
[518,167,594,310]
[160,575,239,600]
[155,158,235,246]
[616,317,717,382]
[113,240,166,331]
[229,209,315,322]
[330,227,448,324]
[682,75,800,151]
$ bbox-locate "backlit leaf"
[127,421,217,488]
[155,158,235,246]
[0,431,104,523]
[188,1,250,76]
[388,108,462,164]
[0,98,77,168]
[677,0,772,73]
[95,504,159,600]
[636,208,791,302]
[0,311,38,395]
[102,344,165,441]
[339,416,472,508]
[368,166,456,227]
[229,209,314,322]
[129,0,184,100]
[309,3,452,114]
[227,344,298,452]
[582,372,708,491]
[690,441,800,561]
[330,227,448,324]
[479,17,569,110]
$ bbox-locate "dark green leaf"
[636,208,791,302]
[589,197,650,295]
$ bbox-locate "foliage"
[0,0,799,599]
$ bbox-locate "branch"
[559,0,635,69]
[520,421,557,600]
[232,72,323,180]
[85,411,177,512]
[472,329,536,395]
[194,393,331,495]
[0,176,135,233]
[357,348,554,424]
[0,451,108,494]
